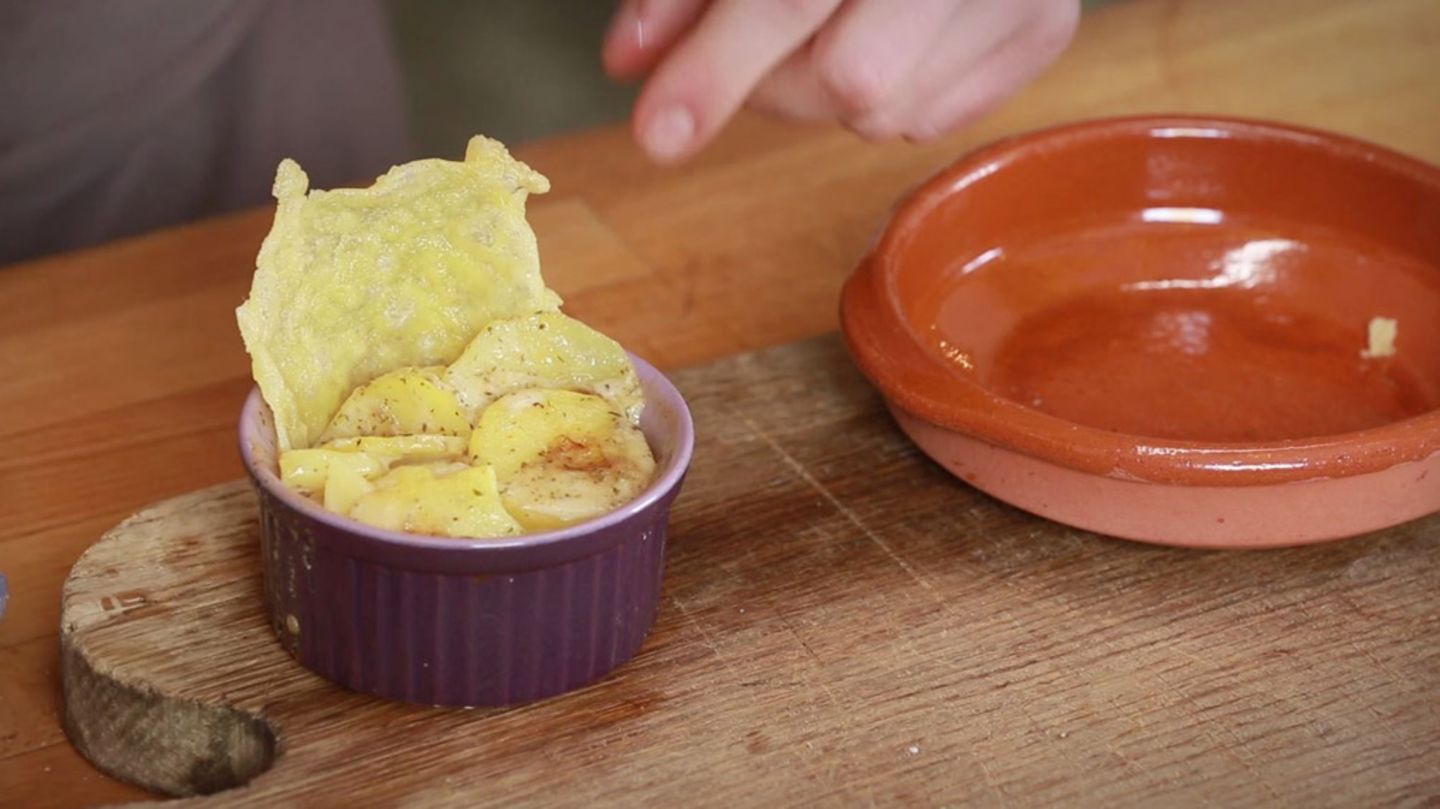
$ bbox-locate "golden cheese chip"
[237,136,560,450]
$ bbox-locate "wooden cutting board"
[60,335,1440,806]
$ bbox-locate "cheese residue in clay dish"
[1361,317,1398,359]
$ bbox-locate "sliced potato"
[348,465,522,538]
[444,312,643,422]
[320,367,471,442]
[280,449,387,494]
[469,389,620,479]
[323,459,375,515]
[319,434,467,464]
[501,464,652,533]
[282,434,466,501]
[469,388,655,532]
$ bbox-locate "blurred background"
[388,0,636,156]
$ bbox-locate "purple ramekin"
[238,355,693,707]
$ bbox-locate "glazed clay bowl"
[239,355,694,706]
[841,116,1440,548]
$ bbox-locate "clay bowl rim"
[238,353,695,563]
[840,114,1440,487]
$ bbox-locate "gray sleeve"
[0,0,411,265]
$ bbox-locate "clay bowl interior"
[842,116,1440,547]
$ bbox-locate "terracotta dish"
[841,116,1440,548]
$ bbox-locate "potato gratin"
[237,137,655,538]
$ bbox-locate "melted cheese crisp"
[238,136,556,451]
[248,138,657,539]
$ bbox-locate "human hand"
[603,0,1081,163]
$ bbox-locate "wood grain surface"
[3,0,1440,804]
[59,337,1440,806]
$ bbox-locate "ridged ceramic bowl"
[239,355,693,706]
[841,116,1440,548]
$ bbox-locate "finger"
[602,0,710,81]
[848,0,1025,139]
[808,0,961,138]
[900,1,1078,141]
[748,47,839,122]
[632,0,844,163]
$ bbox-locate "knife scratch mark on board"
[734,411,938,596]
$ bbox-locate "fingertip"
[634,101,700,164]
[625,0,841,165]
[631,59,718,165]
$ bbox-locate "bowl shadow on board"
[841,115,1440,549]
